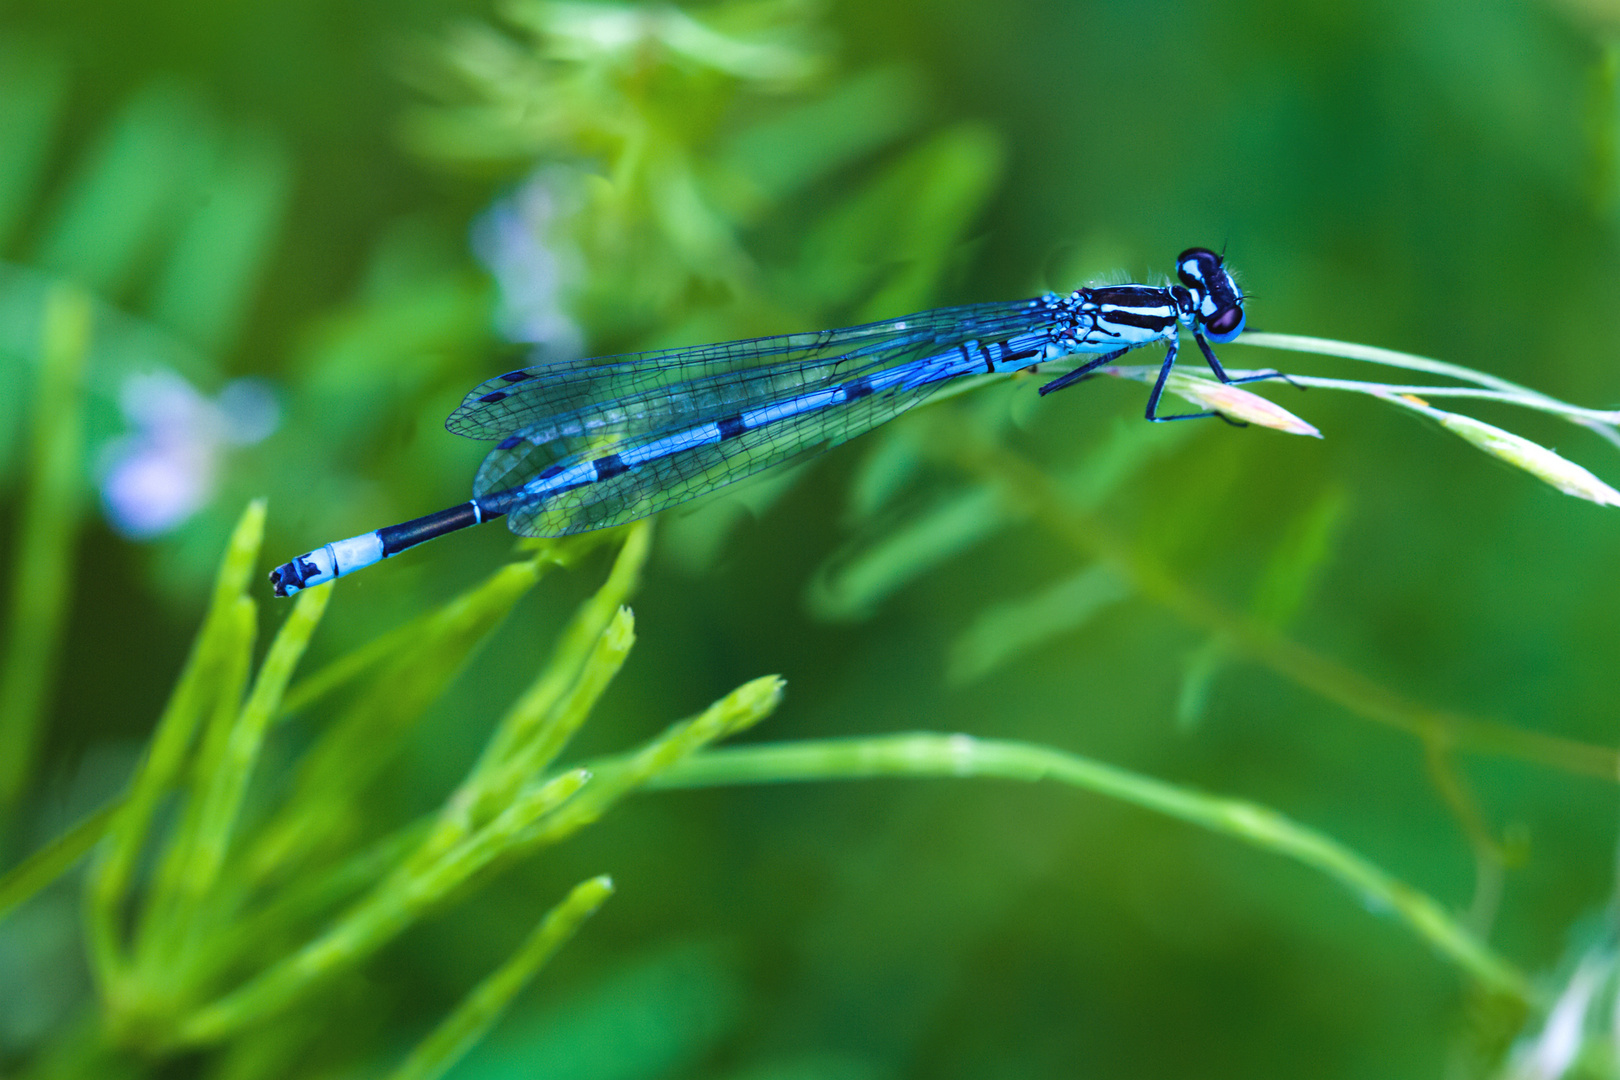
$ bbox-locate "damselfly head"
[1176,247,1246,343]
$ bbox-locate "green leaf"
[1178,488,1347,728]
[541,674,786,848]
[806,487,1014,622]
[133,584,332,977]
[174,770,592,1046]
[948,563,1131,684]
[148,129,291,351]
[246,558,544,881]
[718,66,923,207]
[798,123,1003,316]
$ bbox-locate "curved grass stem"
[649,734,1534,1004]
[1237,332,1620,446]
[943,430,1619,782]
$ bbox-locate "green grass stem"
[1238,332,1620,446]
[1239,332,1589,401]
[274,528,641,722]
[185,584,332,900]
[133,593,257,989]
[384,876,615,1080]
[246,559,542,882]
[533,674,786,849]
[86,500,266,994]
[173,769,592,1046]
[1256,373,1620,425]
[133,585,333,992]
[650,734,1534,1004]
[408,605,636,875]
[1375,392,1620,507]
[0,798,121,924]
[0,283,93,808]
[943,427,1620,781]
[205,822,435,996]
[478,521,650,771]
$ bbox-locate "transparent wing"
[467,338,916,497]
[499,341,963,536]
[446,299,1045,440]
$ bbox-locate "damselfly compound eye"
[1176,248,1222,288]
[1205,305,1246,341]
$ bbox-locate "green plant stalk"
[535,674,786,848]
[205,1008,332,1080]
[396,771,594,904]
[484,606,634,800]
[1375,392,1620,507]
[1261,374,1620,425]
[414,674,783,913]
[1107,358,1620,432]
[1420,738,1506,935]
[409,606,636,876]
[86,500,266,995]
[332,673,785,1005]
[0,283,92,808]
[201,820,434,995]
[10,1012,130,1080]
[1095,366,1319,436]
[478,521,650,771]
[1101,355,1613,858]
[133,593,257,992]
[944,429,1620,781]
[384,875,615,1080]
[246,559,543,883]
[173,769,592,1046]
[0,798,122,924]
[1237,332,1620,444]
[1238,332,1586,403]
[650,735,1533,1004]
[135,585,332,993]
[185,584,332,900]
[274,530,635,722]
[1180,492,1351,727]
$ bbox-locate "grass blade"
[385,876,614,1080]
[175,769,592,1045]
[0,799,122,924]
[85,499,265,987]
[948,563,1130,684]
[247,559,542,881]
[188,584,332,902]
[0,283,92,807]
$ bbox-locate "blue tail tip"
[269,561,305,598]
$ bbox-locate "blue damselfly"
[269,248,1278,595]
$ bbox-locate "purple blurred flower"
[100,370,278,539]
[471,170,582,354]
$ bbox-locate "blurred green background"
[4,0,1620,1076]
